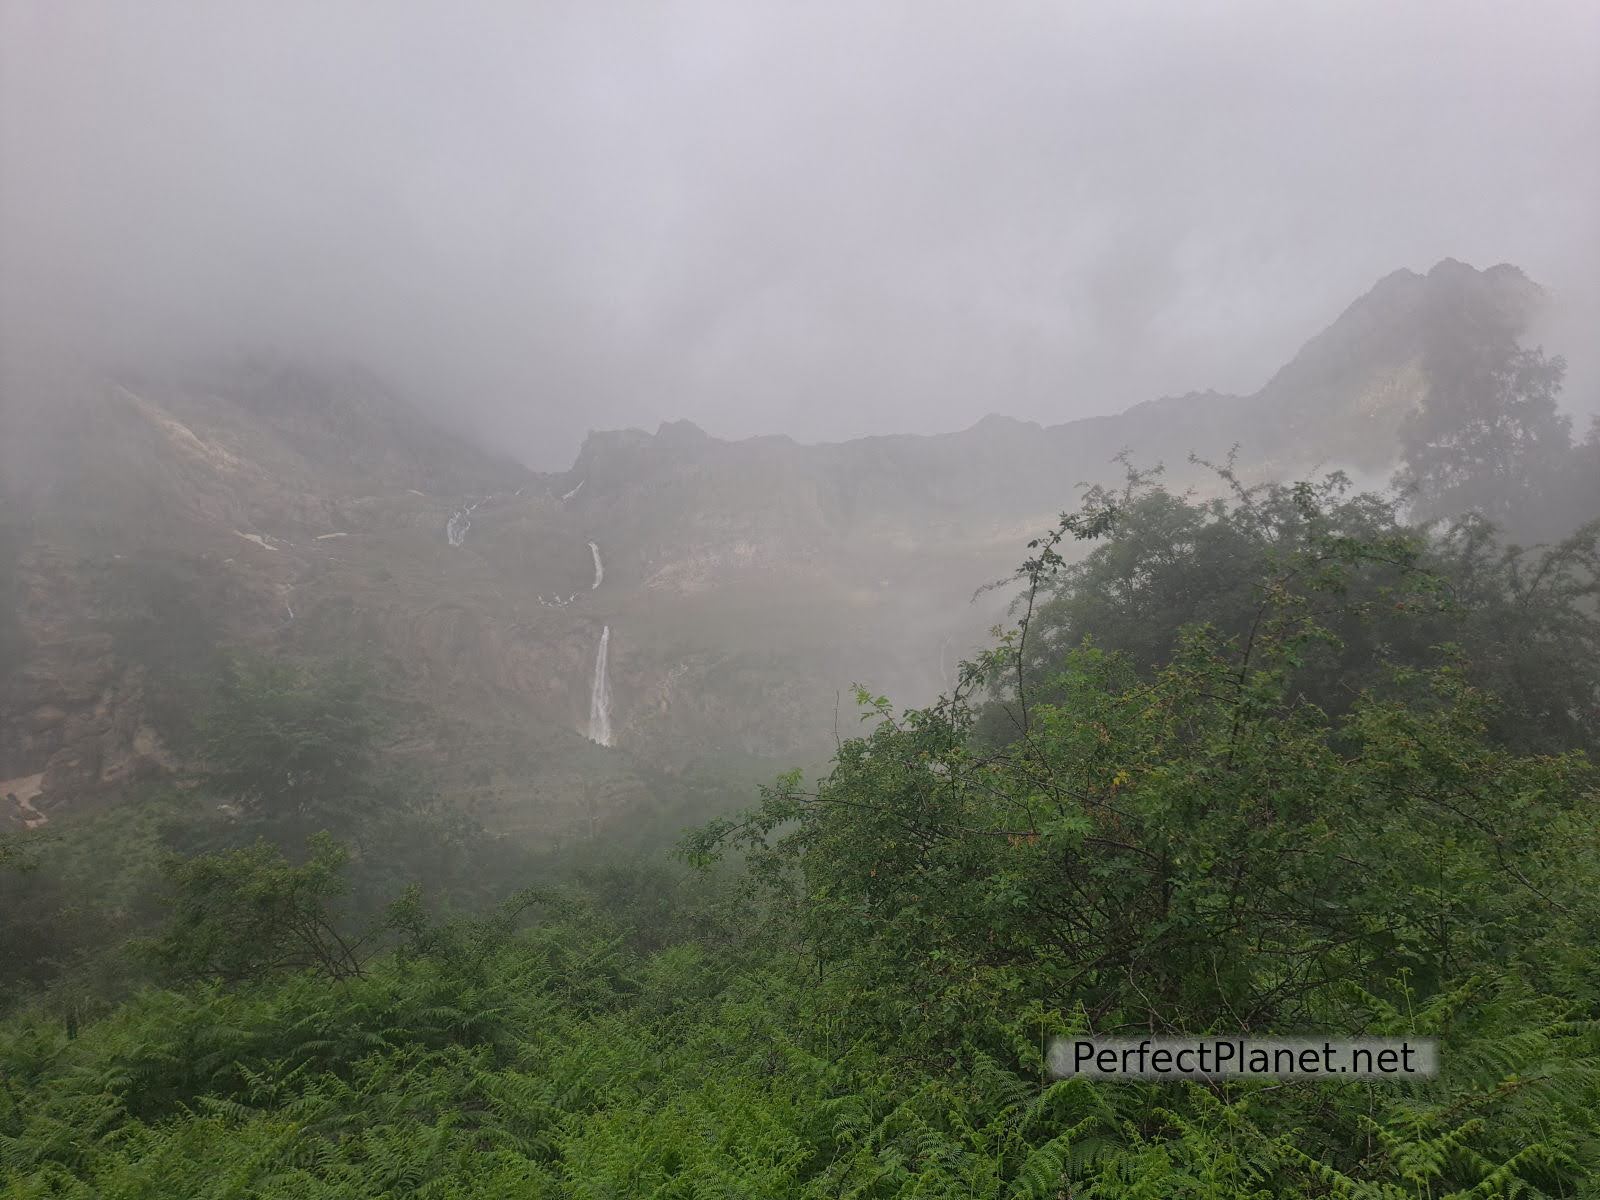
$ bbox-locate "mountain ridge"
[0,259,1549,837]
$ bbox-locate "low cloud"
[3,1,1597,465]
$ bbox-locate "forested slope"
[4,332,1600,1192]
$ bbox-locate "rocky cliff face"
[0,261,1547,837]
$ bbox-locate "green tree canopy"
[1397,340,1575,536]
[982,467,1600,757]
[147,833,367,984]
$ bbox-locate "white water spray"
[446,500,481,547]
[588,625,614,746]
[588,541,604,589]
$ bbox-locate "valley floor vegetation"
[4,354,1600,1196]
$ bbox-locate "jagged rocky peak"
[1226,258,1549,470]
[1294,258,1544,371]
[653,418,713,447]
[575,420,721,464]
[567,426,658,480]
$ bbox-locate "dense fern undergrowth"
[5,461,1600,1196]
[8,916,1600,1198]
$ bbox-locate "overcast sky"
[3,1,1596,468]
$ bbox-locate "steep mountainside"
[0,260,1547,838]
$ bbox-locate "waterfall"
[446,500,481,547]
[561,478,585,502]
[588,540,604,589]
[587,625,614,746]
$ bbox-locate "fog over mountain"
[4,1,1597,466]
[0,255,1568,838]
[11,8,1600,1187]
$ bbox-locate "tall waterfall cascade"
[587,625,614,747]
[588,541,604,589]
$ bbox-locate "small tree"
[148,833,367,983]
